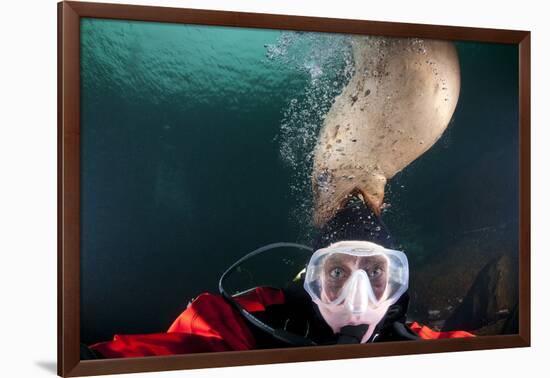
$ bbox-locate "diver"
[83,200,473,359]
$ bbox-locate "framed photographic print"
[58,1,530,376]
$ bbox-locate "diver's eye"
[329,267,346,280]
[368,267,383,279]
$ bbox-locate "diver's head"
[304,240,409,343]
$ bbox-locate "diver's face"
[323,254,388,302]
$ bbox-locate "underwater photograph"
[78,17,519,358]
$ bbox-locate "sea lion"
[312,36,460,226]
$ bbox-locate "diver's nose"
[346,270,370,314]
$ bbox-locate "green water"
[80,18,518,344]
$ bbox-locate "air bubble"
[268,31,355,239]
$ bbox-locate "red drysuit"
[90,287,474,358]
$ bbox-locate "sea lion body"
[313,36,460,226]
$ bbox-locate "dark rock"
[442,253,518,333]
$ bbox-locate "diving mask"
[304,240,409,342]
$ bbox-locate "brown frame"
[58,1,531,376]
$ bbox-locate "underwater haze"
[80,18,519,344]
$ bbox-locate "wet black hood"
[313,200,395,250]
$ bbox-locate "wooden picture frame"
[58,1,530,376]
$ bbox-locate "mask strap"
[219,242,317,347]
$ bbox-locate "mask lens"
[357,255,388,301]
[304,241,409,309]
[322,253,355,302]
[321,253,388,303]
